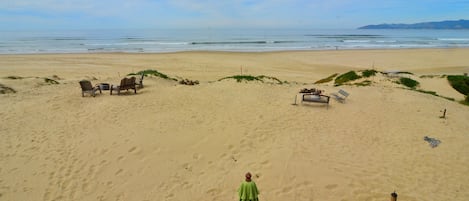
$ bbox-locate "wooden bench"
[301,94,330,108]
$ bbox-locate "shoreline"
[2,46,469,56]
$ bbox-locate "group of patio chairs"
[79,73,144,97]
[295,88,350,109]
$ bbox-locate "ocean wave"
[438,38,469,41]
[190,40,301,45]
[191,41,267,45]
[342,40,371,43]
[306,34,384,38]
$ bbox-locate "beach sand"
[1,49,469,201]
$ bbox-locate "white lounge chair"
[331,89,349,103]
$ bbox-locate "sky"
[0,0,468,30]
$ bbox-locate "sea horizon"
[1,28,469,54]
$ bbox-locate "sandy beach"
[1,48,469,201]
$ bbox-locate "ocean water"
[1,28,469,54]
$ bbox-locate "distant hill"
[359,19,469,29]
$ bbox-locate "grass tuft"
[334,71,361,86]
[314,73,338,84]
[398,77,419,89]
[447,75,469,96]
[218,75,283,84]
[129,69,177,81]
[361,69,378,77]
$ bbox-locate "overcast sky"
[1,0,468,30]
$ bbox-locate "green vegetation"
[334,71,361,86]
[447,75,469,95]
[398,77,419,89]
[459,96,469,106]
[361,69,378,78]
[44,78,59,84]
[314,73,338,84]
[218,75,283,84]
[414,89,455,101]
[129,69,177,81]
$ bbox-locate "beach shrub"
[447,75,469,95]
[179,79,199,85]
[398,77,419,89]
[218,75,283,84]
[314,73,338,84]
[361,69,377,78]
[129,69,177,81]
[334,71,361,86]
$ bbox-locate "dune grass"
[447,75,469,95]
[334,71,361,86]
[314,73,338,84]
[361,69,378,78]
[398,77,419,89]
[218,75,283,84]
[129,69,177,81]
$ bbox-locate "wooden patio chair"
[79,80,102,97]
[110,77,137,95]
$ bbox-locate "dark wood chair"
[79,80,101,97]
[110,77,137,95]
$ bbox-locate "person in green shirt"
[238,172,259,201]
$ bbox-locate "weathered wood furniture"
[110,77,137,95]
[79,80,101,97]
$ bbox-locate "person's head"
[245,172,252,182]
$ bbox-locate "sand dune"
[1,49,469,201]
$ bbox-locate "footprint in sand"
[115,169,123,176]
[128,146,137,153]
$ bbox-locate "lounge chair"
[110,77,137,95]
[79,80,102,97]
[135,73,144,89]
[331,89,349,103]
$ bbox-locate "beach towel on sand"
[238,181,259,201]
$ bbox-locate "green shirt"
[238,181,259,201]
